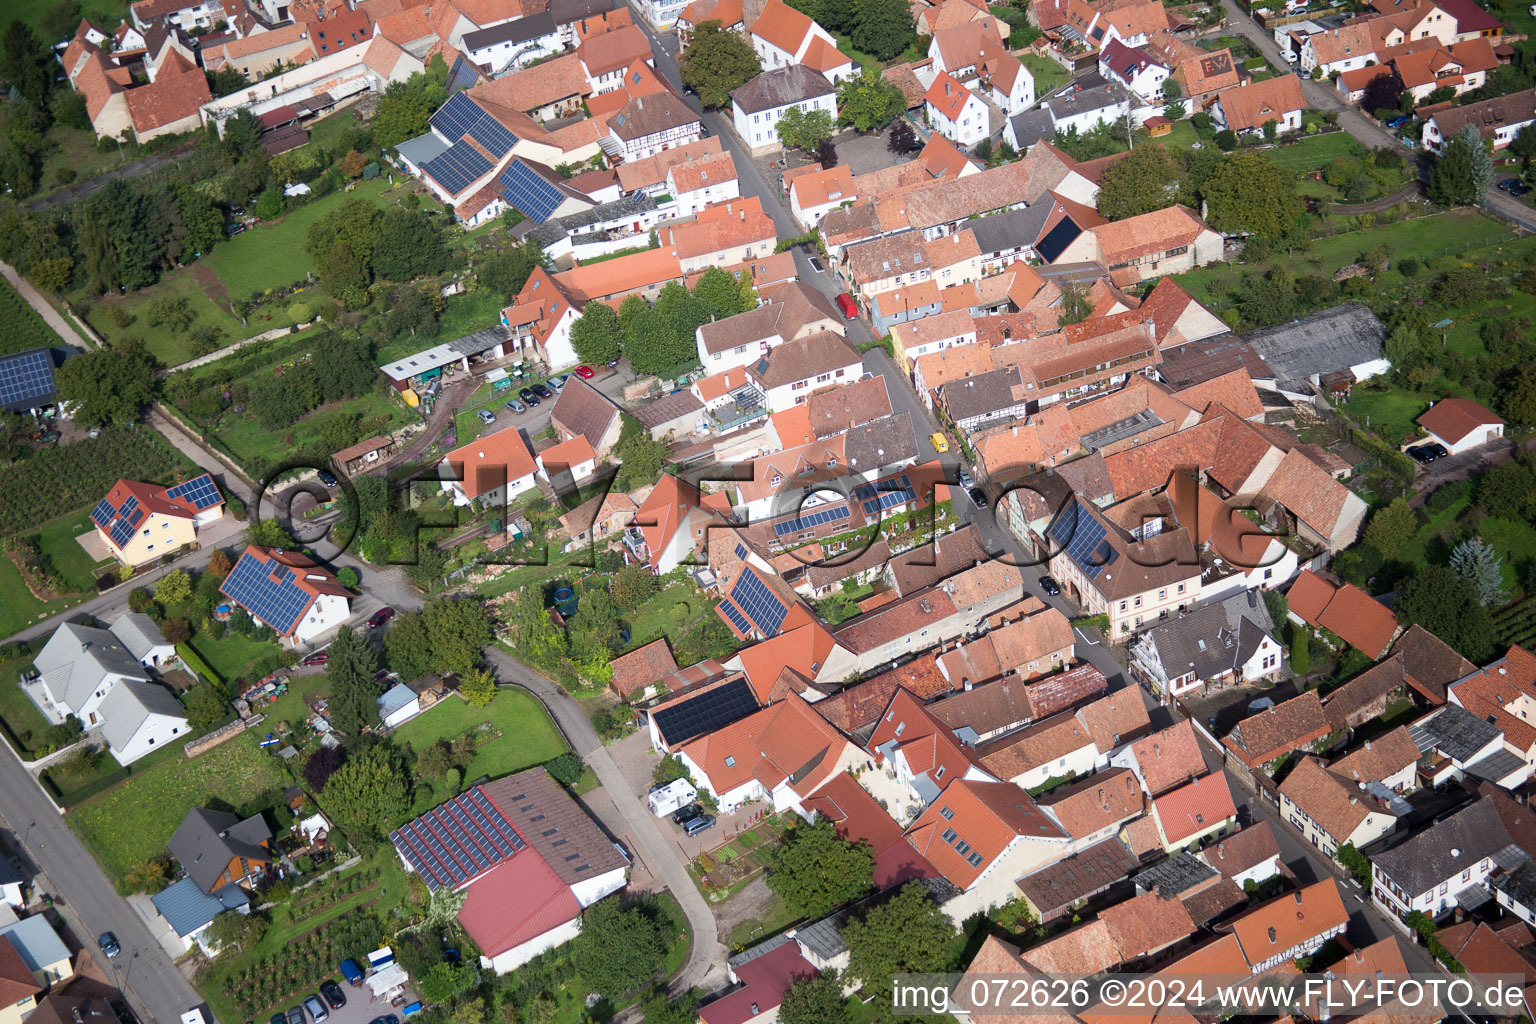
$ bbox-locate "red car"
[302,650,329,666]
[369,606,396,628]
[835,293,858,320]
[575,365,595,379]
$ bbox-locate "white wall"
[292,593,352,646]
[484,916,584,975]
[109,710,189,764]
[571,865,629,908]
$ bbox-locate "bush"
[545,751,584,786]
[1214,129,1238,151]
[1426,478,1470,513]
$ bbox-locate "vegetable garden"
[1493,596,1536,650]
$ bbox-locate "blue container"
[338,959,363,987]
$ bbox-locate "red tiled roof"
[442,426,538,500]
[1224,690,1330,767]
[456,850,582,957]
[609,638,678,698]
[1418,397,1505,445]
[1101,890,1195,960]
[1152,772,1236,844]
[1230,880,1348,967]
[1126,720,1204,795]
[905,778,1068,888]
[698,942,818,1024]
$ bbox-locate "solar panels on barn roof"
[649,676,758,747]
[0,348,61,412]
[163,473,224,511]
[498,159,567,224]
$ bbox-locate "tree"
[1213,128,1238,151]
[373,209,447,282]
[1450,538,1508,606]
[1164,101,1186,121]
[325,626,381,737]
[777,107,835,154]
[1476,460,1536,518]
[852,0,915,59]
[680,20,761,108]
[571,897,666,998]
[1360,70,1404,115]
[693,266,746,319]
[1337,842,1372,891]
[887,120,918,154]
[39,0,81,41]
[1512,123,1536,169]
[477,242,547,299]
[423,597,493,676]
[842,883,953,1002]
[2,23,52,108]
[1056,281,1093,327]
[339,149,369,179]
[780,972,849,1024]
[154,569,193,606]
[1363,497,1417,554]
[1094,143,1186,220]
[1502,364,1536,424]
[220,109,264,161]
[304,745,345,790]
[1201,151,1303,239]
[1429,123,1491,206]
[159,617,192,645]
[206,910,268,953]
[124,857,172,894]
[545,751,584,786]
[323,743,411,841]
[767,818,875,919]
[838,66,906,132]
[206,66,249,98]
[571,301,623,365]
[1161,76,1182,101]
[1395,565,1496,662]
[185,683,229,732]
[816,138,838,169]
[459,667,496,707]
[373,73,443,150]
[570,588,624,658]
[56,337,159,425]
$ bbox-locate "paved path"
[1,261,90,351]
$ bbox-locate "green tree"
[2,22,53,108]
[1512,123,1536,168]
[206,910,268,953]
[572,897,666,998]
[680,20,761,108]
[154,569,193,607]
[777,107,835,154]
[323,743,412,841]
[767,818,876,919]
[1396,565,1496,662]
[373,73,443,150]
[838,66,906,132]
[56,337,159,425]
[1094,143,1186,220]
[1476,459,1536,518]
[124,856,172,894]
[613,414,672,491]
[184,683,228,732]
[610,562,661,610]
[505,588,567,661]
[1363,497,1417,553]
[1236,267,1297,327]
[1161,76,1182,101]
[1450,537,1507,606]
[545,751,584,786]
[372,209,448,282]
[1337,842,1372,891]
[220,109,264,161]
[477,242,547,299]
[842,883,952,1002]
[206,66,249,98]
[1201,150,1302,239]
[570,587,624,658]
[570,301,623,365]
[326,626,381,737]
[1502,364,1536,424]
[692,266,746,319]
[780,972,849,1024]
[459,667,496,707]
[851,0,915,59]
[1429,123,1490,206]
[1056,281,1093,327]
[423,597,493,676]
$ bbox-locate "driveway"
[1407,437,1520,507]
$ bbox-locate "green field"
[1343,385,1435,448]
[188,630,288,689]
[205,383,416,474]
[30,508,114,593]
[0,647,57,757]
[0,553,74,640]
[0,277,62,358]
[391,688,568,786]
[13,0,130,36]
[70,738,291,888]
[35,125,132,198]
[1022,53,1071,99]
[84,269,288,369]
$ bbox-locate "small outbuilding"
[1417,398,1505,455]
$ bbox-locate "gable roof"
[905,778,1068,888]
[481,766,630,886]
[550,376,621,449]
[1230,879,1348,964]
[1125,720,1204,795]
[609,638,678,698]
[1329,726,1422,785]
[34,622,151,712]
[1199,820,1281,880]
[1217,74,1306,133]
[1038,766,1145,838]
[1418,397,1505,445]
[1153,771,1236,843]
[679,692,850,799]
[732,63,835,112]
[99,681,186,753]
[441,426,539,498]
[1279,756,1392,843]
[218,545,348,638]
[1092,205,1213,268]
[1373,796,1519,896]
[1223,690,1330,767]
[167,808,271,892]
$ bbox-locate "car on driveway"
[287,1008,304,1024]
[505,398,526,413]
[98,933,120,959]
[672,803,702,826]
[319,981,346,1010]
[683,814,716,837]
[930,432,950,453]
[575,365,594,379]
[303,996,329,1023]
[368,1018,400,1024]
[532,383,554,399]
[1500,177,1534,196]
[271,1014,287,1024]
[519,387,540,406]
[316,470,338,487]
[303,650,329,666]
[369,607,395,629]
[1407,442,1449,464]
[476,409,495,424]
[1038,576,1062,597]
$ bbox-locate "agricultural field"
[0,426,192,536]
[0,277,63,358]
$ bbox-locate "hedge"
[176,643,226,695]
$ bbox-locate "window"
[1158,588,1166,600]
[1134,596,1142,607]
[725,756,736,766]
[1177,583,1185,593]
[939,805,953,819]
[941,827,958,843]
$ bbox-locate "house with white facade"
[926,22,1034,115]
[744,332,864,413]
[749,0,854,82]
[1371,797,1519,924]
[1130,592,1282,698]
[439,427,541,510]
[731,64,838,155]
[1231,881,1349,973]
[1097,37,1170,101]
[220,546,352,648]
[925,72,992,147]
[1417,397,1506,455]
[1211,75,1305,136]
[606,91,703,161]
[1278,756,1399,859]
[666,150,740,215]
[695,281,845,375]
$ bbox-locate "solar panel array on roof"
[650,675,758,746]
[499,160,566,224]
[731,569,788,636]
[0,349,58,410]
[389,787,527,890]
[431,91,482,139]
[773,504,850,537]
[1049,501,1118,580]
[423,142,494,197]
[164,473,223,511]
[468,116,517,158]
[855,473,915,516]
[220,551,314,635]
[719,600,752,634]
[91,493,145,548]
[1034,218,1082,264]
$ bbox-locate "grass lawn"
[204,178,394,298]
[1472,516,1536,593]
[1158,120,1201,149]
[70,738,291,889]
[35,126,130,199]
[259,672,330,729]
[203,384,417,478]
[453,382,508,444]
[31,508,113,593]
[0,552,74,640]
[391,689,568,785]
[0,647,57,757]
[0,276,63,359]
[82,268,286,368]
[728,891,801,948]
[1343,385,1434,448]
[1022,53,1071,98]
[12,0,129,35]
[1268,132,1365,175]
[188,631,287,689]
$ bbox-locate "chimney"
[1268,926,1277,944]
[964,677,973,691]
[1294,891,1303,904]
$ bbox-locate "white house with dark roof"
[731,64,838,156]
[1371,796,1524,923]
[1130,592,1282,698]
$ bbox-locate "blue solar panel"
[735,543,748,560]
[431,91,483,140]
[499,160,565,224]
[1050,501,1117,580]
[164,473,222,511]
[467,114,516,157]
[220,551,314,635]
[773,504,851,537]
[423,142,494,197]
[861,488,915,516]
[108,495,142,547]
[730,570,788,636]
[90,498,115,530]
[854,473,912,502]
[719,599,752,635]
[0,349,57,409]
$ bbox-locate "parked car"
[98,933,120,959]
[835,293,858,319]
[271,1014,288,1024]
[319,981,347,1010]
[958,468,974,489]
[1407,442,1449,464]
[1500,177,1534,196]
[368,1018,401,1024]
[476,409,496,424]
[551,375,569,391]
[505,398,526,413]
[1298,68,1312,79]
[1038,576,1062,597]
[929,432,950,454]
[683,814,716,837]
[1386,114,1411,128]
[575,365,595,379]
[317,470,338,487]
[519,387,540,406]
[303,996,329,1023]
[369,607,396,629]
[225,223,247,237]
[968,487,988,508]
[287,1008,304,1024]
[303,650,329,667]
[672,803,702,826]
[532,383,554,399]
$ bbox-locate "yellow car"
[930,432,950,453]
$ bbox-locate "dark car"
[968,487,988,508]
[225,223,247,237]
[519,387,540,407]
[1501,177,1534,196]
[1407,442,1448,464]
[368,1017,401,1024]
[319,981,347,1010]
[287,1008,304,1024]
[369,607,396,629]
[317,469,338,487]
[302,650,329,666]
[271,1014,288,1024]
[98,933,120,959]
[672,803,702,825]
[1038,576,1062,597]
[532,383,554,399]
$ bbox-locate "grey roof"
[1140,604,1247,684]
[448,326,513,357]
[633,389,704,429]
[730,64,835,114]
[1081,410,1165,452]
[609,92,700,140]
[1016,837,1139,912]
[150,877,249,937]
[395,130,450,167]
[1454,883,1494,911]
[1240,304,1387,395]
[843,411,918,472]
[98,682,186,754]
[1409,703,1503,763]
[1372,797,1517,897]
[1133,851,1217,898]
[1466,748,1529,783]
[463,11,555,51]
[1007,108,1056,148]
[549,0,614,24]
[34,622,151,713]
[0,917,69,973]
[378,681,417,718]
[969,207,1052,257]
[1155,334,1268,391]
[167,808,272,893]
[111,612,170,662]
[1495,859,1536,908]
[1042,73,1128,119]
[527,193,657,248]
[940,366,1022,421]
